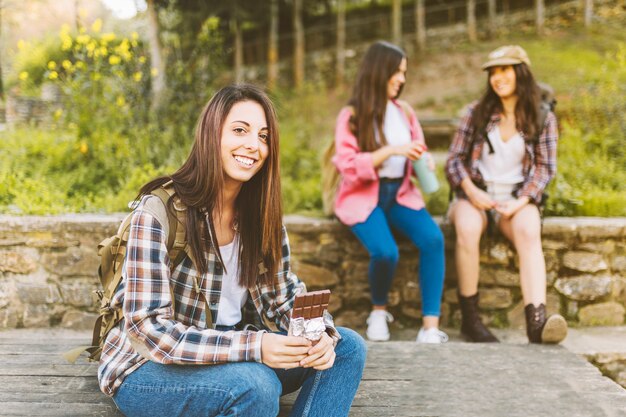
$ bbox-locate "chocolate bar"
[291,290,331,319]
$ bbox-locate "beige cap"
[481,45,531,70]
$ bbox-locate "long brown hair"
[138,84,283,288]
[348,41,406,152]
[471,63,542,142]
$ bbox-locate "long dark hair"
[138,84,283,288]
[348,41,406,152]
[471,63,542,142]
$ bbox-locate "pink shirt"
[332,100,427,226]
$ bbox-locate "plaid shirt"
[445,103,558,204]
[97,202,314,397]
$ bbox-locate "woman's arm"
[445,105,476,190]
[517,111,558,204]
[332,107,423,184]
[123,209,264,365]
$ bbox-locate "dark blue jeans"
[113,327,366,417]
[350,181,445,316]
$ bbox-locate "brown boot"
[524,303,568,344]
[458,292,499,343]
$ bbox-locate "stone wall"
[0,215,624,331]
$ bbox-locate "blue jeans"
[350,181,445,316]
[113,327,366,417]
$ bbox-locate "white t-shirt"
[216,235,248,326]
[378,101,412,179]
[477,125,525,185]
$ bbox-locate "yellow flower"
[19,71,29,81]
[79,141,89,155]
[116,96,126,107]
[76,34,90,44]
[91,18,103,33]
[61,36,73,51]
[54,109,63,119]
[101,33,116,43]
[86,41,96,53]
[92,72,102,81]
[109,55,121,65]
[150,68,159,77]
[131,32,139,40]
[48,71,59,80]
[133,72,142,82]
[75,61,86,70]
[139,56,146,64]
[131,40,138,48]
[60,24,71,35]
[62,60,72,70]
[47,61,57,70]
[17,40,26,50]
[68,122,77,130]
[99,46,108,56]
[79,27,87,34]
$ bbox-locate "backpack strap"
[148,184,213,329]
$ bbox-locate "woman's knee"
[511,213,542,245]
[335,327,367,368]
[226,364,281,414]
[418,225,445,253]
[370,245,399,266]
[454,219,483,248]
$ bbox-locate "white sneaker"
[366,310,394,341]
[416,327,449,344]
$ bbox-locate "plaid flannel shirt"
[445,103,558,204]
[97,202,319,397]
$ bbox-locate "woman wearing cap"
[445,45,567,344]
[333,41,447,344]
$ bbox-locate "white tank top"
[477,125,525,185]
[216,235,248,326]
[378,101,411,179]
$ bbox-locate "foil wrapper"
[289,316,326,341]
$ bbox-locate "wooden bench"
[2,328,626,416]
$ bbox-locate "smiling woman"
[97,84,367,417]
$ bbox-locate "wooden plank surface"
[1,329,625,417]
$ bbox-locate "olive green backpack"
[64,182,202,363]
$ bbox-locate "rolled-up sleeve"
[123,209,263,365]
[332,107,378,186]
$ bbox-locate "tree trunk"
[232,16,243,83]
[415,0,426,52]
[467,0,477,43]
[336,0,346,87]
[74,0,80,30]
[487,0,496,37]
[584,0,593,27]
[536,0,545,35]
[267,0,279,90]
[293,0,305,88]
[502,0,510,14]
[391,0,402,46]
[146,0,166,110]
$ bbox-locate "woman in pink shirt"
[333,41,446,343]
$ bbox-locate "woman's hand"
[461,178,495,210]
[495,197,529,219]
[300,332,336,371]
[393,142,426,161]
[261,333,312,369]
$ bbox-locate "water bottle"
[412,153,439,194]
